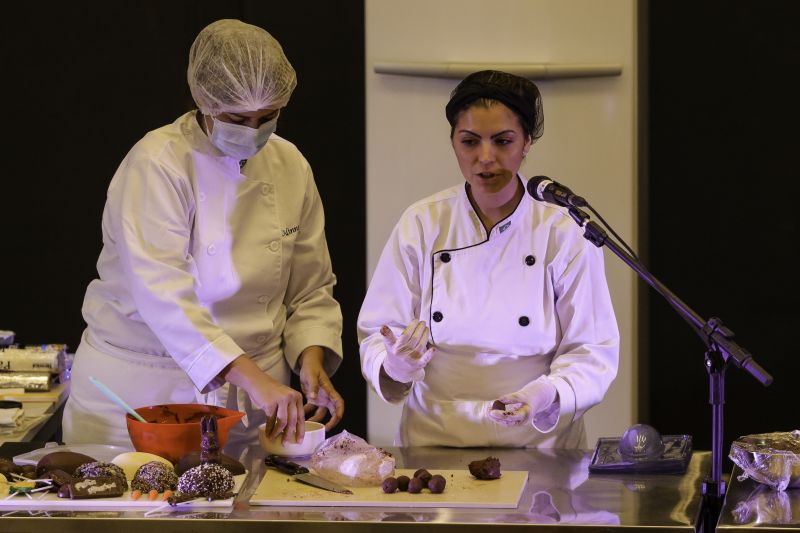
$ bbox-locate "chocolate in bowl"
[148,406,207,424]
[127,404,244,464]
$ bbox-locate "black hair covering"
[445,70,543,142]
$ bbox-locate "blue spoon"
[88,376,148,423]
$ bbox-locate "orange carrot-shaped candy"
[148,489,159,501]
[131,490,142,500]
[162,490,174,501]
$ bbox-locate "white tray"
[13,443,133,465]
[0,472,247,511]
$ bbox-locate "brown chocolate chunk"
[468,456,502,480]
[44,469,74,488]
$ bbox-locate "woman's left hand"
[298,346,345,431]
[488,377,557,427]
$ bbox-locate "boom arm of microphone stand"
[567,206,772,386]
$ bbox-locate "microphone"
[526,176,587,208]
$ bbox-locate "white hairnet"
[187,19,297,115]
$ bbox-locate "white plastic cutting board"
[250,468,527,508]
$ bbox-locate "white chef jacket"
[358,177,618,448]
[67,111,342,434]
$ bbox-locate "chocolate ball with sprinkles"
[73,461,128,490]
[176,463,234,500]
[131,461,178,493]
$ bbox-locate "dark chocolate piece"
[73,461,128,490]
[44,469,74,488]
[428,474,446,493]
[382,477,398,493]
[35,451,97,478]
[65,476,125,499]
[407,477,424,493]
[396,475,410,491]
[176,452,245,476]
[200,415,221,465]
[413,469,432,484]
[468,456,502,480]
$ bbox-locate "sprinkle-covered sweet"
[73,462,128,490]
[176,463,234,499]
[131,461,178,493]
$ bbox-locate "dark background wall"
[2,0,797,455]
[0,1,366,438]
[645,1,800,462]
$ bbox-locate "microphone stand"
[566,206,772,533]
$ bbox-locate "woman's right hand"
[380,320,435,383]
[221,356,305,444]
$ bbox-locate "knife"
[264,455,353,494]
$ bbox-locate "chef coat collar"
[462,174,530,239]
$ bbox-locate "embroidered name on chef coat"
[499,221,511,233]
[282,225,299,237]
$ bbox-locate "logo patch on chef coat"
[499,221,511,233]
[282,225,299,237]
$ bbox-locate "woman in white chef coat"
[63,19,344,449]
[358,70,619,448]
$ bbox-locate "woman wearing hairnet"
[358,70,619,448]
[63,19,344,449]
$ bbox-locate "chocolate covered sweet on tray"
[175,463,234,500]
[131,461,178,493]
[36,451,97,478]
[73,461,128,491]
[58,476,126,499]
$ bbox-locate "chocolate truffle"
[396,475,411,491]
[427,474,446,493]
[382,477,398,493]
[413,468,432,485]
[407,476,424,494]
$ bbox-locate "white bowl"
[258,420,325,458]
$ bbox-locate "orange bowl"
[126,404,245,464]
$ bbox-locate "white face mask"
[207,115,277,160]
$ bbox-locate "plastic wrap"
[729,430,800,491]
[0,344,66,373]
[0,372,51,391]
[309,431,395,487]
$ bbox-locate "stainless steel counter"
[0,446,710,532]
[718,466,800,531]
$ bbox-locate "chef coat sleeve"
[281,162,343,377]
[109,151,244,393]
[358,215,423,403]
[542,239,619,433]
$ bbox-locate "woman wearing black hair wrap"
[358,70,619,448]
